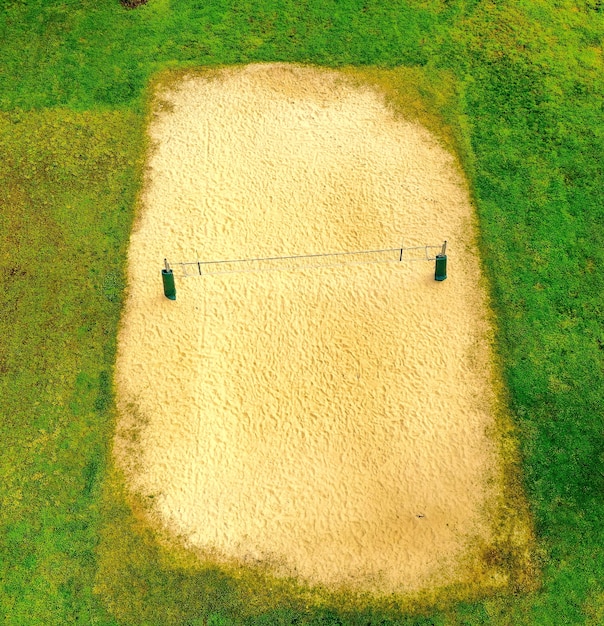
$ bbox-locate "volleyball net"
[160,241,448,300]
[167,242,447,278]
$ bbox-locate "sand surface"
[115,64,502,594]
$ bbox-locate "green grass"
[1,0,603,623]
[0,108,143,624]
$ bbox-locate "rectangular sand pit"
[115,64,531,598]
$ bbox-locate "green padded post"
[435,254,447,281]
[162,268,176,300]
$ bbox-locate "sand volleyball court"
[115,64,512,595]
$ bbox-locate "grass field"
[0,0,602,624]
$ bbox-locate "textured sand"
[115,64,502,594]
